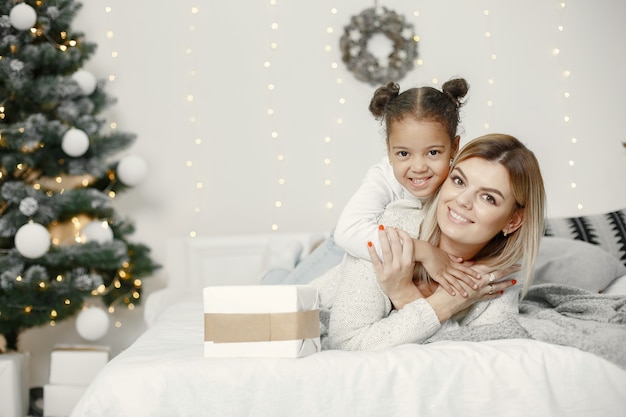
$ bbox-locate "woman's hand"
[367,226,421,310]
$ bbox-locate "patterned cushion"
[544,208,626,268]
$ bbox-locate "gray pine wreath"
[339,7,418,86]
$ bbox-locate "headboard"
[144,233,324,325]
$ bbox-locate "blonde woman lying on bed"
[310,133,546,350]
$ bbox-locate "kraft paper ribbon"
[204,309,320,343]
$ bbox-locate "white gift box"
[49,345,110,386]
[43,384,87,417]
[0,351,29,417]
[203,285,320,358]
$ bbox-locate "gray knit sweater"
[310,199,521,351]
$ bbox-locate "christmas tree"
[0,0,160,351]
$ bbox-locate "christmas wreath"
[339,7,418,86]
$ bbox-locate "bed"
[71,210,626,417]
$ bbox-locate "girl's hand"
[428,274,518,322]
[414,241,481,298]
[470,263,522,284]
[367,226,420,309]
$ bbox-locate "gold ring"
[488,284,494,295]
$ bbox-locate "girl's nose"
[410,158,427,173]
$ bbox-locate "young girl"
[263,78,478,295]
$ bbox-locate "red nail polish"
[499,290,504,295]
[378,225,385,230]
[367,241,373,247]
[512,279,517,285]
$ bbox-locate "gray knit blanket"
[426,283,626,369]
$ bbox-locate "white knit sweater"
[310,199,521,351]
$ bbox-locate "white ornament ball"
[62,128,89,157]
[82,221,114,244]
[71,70,97,96]
[117,155,148,186]
[75,307,109,341]
[15,222,51,259]
[9,3,37,31]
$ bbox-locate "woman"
[312,133,546,351]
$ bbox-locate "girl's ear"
[504,209,524,235]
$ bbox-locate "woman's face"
[436,157,523,258]
[387,119,458,199]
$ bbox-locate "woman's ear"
[503,209,524,235]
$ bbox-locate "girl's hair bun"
[369,81,401,119]
[442,78,469,107]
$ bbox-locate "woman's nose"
[455,190,472,208]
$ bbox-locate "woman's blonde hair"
[419,133,546,296]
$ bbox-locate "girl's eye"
[428,150,440,156]
[397,151,409,158]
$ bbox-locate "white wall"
[20,0,626,387]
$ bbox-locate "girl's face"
[387,119,458,199]
[436,157,524,259]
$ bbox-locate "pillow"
[544,208,626,269]
[534,237,626,292]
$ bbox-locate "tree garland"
[339,7,418,86]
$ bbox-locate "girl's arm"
[334,159,405,260]
[370,227,517,311]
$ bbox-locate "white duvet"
[71,300,626,417]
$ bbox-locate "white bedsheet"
[72,301,626,417]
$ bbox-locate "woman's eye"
[451,176,463,186]
[482,194,496,204]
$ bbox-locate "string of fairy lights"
[184,5,202,239]
[265,0,285,232]
[322,3,342,221]
[481,5,496,132]
[552,1,582,211]
[100,2,129,330]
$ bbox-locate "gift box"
[43,384,87,417]
[0,351,29,417]
[49,345,110,386]
[203,285,320,358]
